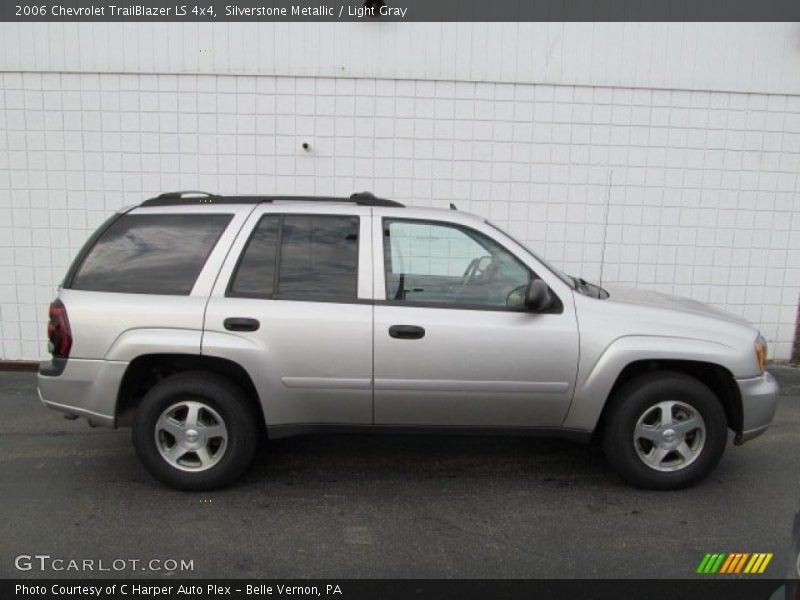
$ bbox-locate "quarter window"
[70,213,232,295]
[383,219,531,308]
[229,214,359,301]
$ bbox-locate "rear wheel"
[602,371,728,490]
[132,372,259,490]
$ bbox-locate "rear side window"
[70,214,232,295]
[229,214,359,301]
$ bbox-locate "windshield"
[484,220,575,289]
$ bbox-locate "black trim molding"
[38,357,67,377]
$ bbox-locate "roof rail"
[156,190,217,199]
[141,192,404,208]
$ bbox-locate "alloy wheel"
[633,400,706,472]
[154,400,228,472]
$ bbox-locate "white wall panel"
[1,71,798,360]
[2,23,800,95]
[1,23,798,360]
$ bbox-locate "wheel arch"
[590,359,743,443]
[564,335,747,435]
[115,353,265,433]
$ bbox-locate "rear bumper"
[37,358,127,428]
[37,388,115,427]
[736,371,780,443]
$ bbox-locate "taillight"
[47,299,72,358]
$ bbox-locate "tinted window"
[70,214,232,295]
[278,215,359,300]
[228,215,280,298]
[384,219,531,308]
[228,214,359,301]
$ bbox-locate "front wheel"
[602,372,728,490]
[132,372,259,491]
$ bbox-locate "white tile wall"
[2,23,800,96]
[1,71,799,360]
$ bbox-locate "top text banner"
[2,0,800,22]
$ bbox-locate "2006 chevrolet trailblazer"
[38,192,779,490]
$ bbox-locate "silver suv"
[38,191,779,491]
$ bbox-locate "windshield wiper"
[571,276,587,293]
[570,275,610,299]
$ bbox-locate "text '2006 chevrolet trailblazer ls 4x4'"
[38,191,779,490]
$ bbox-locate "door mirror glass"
[525,279,553,312]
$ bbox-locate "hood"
[602,285,753,328]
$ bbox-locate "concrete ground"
[0,366,798,579]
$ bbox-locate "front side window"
[70,213,232,295]
[229,214,359,301]
[383,219,531,308]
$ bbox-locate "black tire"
[602,371,728,490]
[132,371,259,491]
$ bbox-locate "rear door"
[203,203,374,429]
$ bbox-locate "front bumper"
[37,357,127,427]
[736,370,780,443]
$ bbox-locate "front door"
[372,215,579,428]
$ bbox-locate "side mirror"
[525,279,553,312]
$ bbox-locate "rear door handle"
[389,325,425,340]
[224,317,260,332]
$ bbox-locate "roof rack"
[141,191,404,208]
[156,190,217,199]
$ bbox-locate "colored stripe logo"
[697,552,773,574]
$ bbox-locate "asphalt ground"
[0,366,798,579]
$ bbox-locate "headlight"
[754,335,767,373]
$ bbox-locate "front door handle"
[224,317,260,332]
[389,325,425,340]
